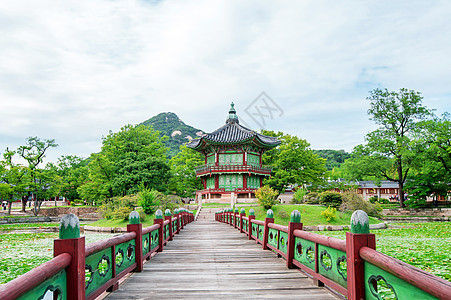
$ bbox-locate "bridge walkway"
[106,217,338,299]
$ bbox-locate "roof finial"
[226,102,239,124]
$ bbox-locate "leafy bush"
[369,196,379,203]
[321,206,337,222]
[138,188,164,215]
[339,191,382,217]
[319,191,343,208]
[292,188,308,204]
[255,186,279,209]
[404,198,428,208]
[305,192,320,204]
[99,194,139,220]
[377,197,390,204]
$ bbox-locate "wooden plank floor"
[106,219,338,299]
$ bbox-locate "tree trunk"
[7,202,12,215]
[397,159,405,208]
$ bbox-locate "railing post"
[248,209,255,240]
[346,210,376,300]
[173,209,179,234]
[239,208,245,233]
[234,208,239,228]
[263,209,274,250]
[154,209,164,252]
[54,214,86,300]
[287,210,303,269]
[180,209,185,230]
[127,211,143,272]
[165,209,173,241]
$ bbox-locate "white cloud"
[0,0,450,162]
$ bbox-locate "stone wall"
[39,207,100,219]
[383,208,451,217]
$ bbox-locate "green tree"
[168,145,203,198]
[255,185,279,209]
[350,88,432,207]
[79,125,171,203]
[55,155,87,202]
[17,137,58,212]
[261,131,327,192]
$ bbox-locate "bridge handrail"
[0,253,72,300]
[0,209,196,300]
[215,209,451,300]
[85,232,136,257]
[293,229,346,252]
[360,246,451,300]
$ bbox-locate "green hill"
[313,149,351,170]
[140,112,204,158]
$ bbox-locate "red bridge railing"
[216,208,451,300]
[0,208,195,300]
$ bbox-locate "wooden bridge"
[1,207,450,300]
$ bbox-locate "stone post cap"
[59,214,80,239]
[266,209,274,218]
[155,209,163,219]
[351,210,370,234]
[290,210,301,223]
[129,211,140,224]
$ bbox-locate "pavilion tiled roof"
[186,102,281,149]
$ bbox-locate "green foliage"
[140,112,203,158]
[292,188,307,204]
[138,188,162,215]
[255,186,279,209]
[99,194,139,220]
[168,145,203,197]
[313,149,351,171]
[305,192,320,204]
[319,191,343,208]
[369,196,379,203]
[320,206,337,222]
[339,191,382,217]
[261,131,327,192]
[78,124,171,203]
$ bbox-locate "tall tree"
[79,125,171,202]
[261,131,327,192]
[17,137,58,211]
[359,88,432,207]
[168,145,203,198]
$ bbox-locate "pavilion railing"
[216,208,451,300]
[0,208,195,300]
[194,164,273,175]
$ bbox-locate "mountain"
[313,149,351,170]
[140,112,204,158]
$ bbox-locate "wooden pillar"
[248,210,255,240]
[165,209,173,241]
[346,210,376,300]
[53,214,85,300]
[127,211,143,272]
[287,210,303,269]
[263,209,274,250]
[234,208,239,229]
[153,210,164,252]
[240,208,245,233]
[243,175,247,189]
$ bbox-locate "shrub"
[377,197,390,204]
[369,196,379,203]
[255,186,279,209]
[292,188,308,204]
[99,194,139,220]
[138,188,164,215]
[319,191,343,208]
[112,206,133,220]
[305,192,320,204]
[340,191,382,217]
[321,206,337,222]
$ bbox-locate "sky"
[1,0,451,163]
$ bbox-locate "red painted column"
[240,209,245,233]
[286,210,303,269]
[165,209,173,241]
[234,209,238,228]
[248,213,255,240]
[215,175,219,189]
[262,209,274,250]
[154,210,164,252]
[346,210,376,300]
[53,214,85,300]
[127,212,143,272]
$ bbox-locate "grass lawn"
[319,222,451,282]
[238,204,381,226]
